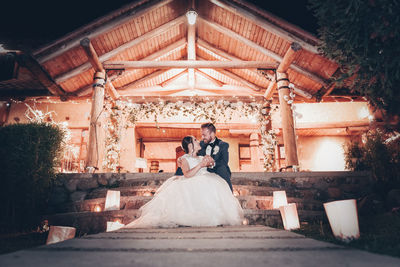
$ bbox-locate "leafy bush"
[0,123,64,231]
[309,0,400,115]
[344,130,400,196]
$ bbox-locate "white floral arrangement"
[102,97,277,172]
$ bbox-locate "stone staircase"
[45,171,371,234]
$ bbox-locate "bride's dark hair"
[181,136,194,154]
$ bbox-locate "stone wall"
[49,171,372,213]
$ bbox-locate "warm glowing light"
[323,199,360,241]
[279,203,300,230]
[233,190,239,197]
[273,191,288,209]
[358,106,370,119]
[242,218,249,225]
[311,138,346,171]
[143,191,152,197]
[106,221,125,232]
[46,226,76,245]
[94,204,102,212]
[104,190,120,211]
[186,9,198,25]
[135,158,147,169]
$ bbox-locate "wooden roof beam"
[277,42,302,73]
[80,38,120,100]
[263,81,276,99]
[34,0,176,63]
[264,42,302,99]
[104,60,278,70]
[208,0,319,53]
[199,18,329,87]
[209,68,263,91]
[54,16,186,84]
[119,84,261,96]
[197,39,267,80]
[16,54,66,98]
[118,69,170,91]
[195,69,224,87]
[161,69,188,87]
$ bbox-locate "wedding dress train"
[125,154,244,228]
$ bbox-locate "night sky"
[0,0,317,51]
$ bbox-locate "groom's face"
[201,128,215,144]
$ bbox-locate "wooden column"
[80,38,120,100]
[264,42,301,99]
[276,72,298,168]
[86,71,106,171]
[250,132,263,171]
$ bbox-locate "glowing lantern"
[104,190,120,211]
[106,221,125,232]
[323,199,360,241]
[242,218,249,225]
[279,203,300,230]
[186,8,198,25]
[46,226,76,245]
[143,191,152,197]
[135,158,148,170]
[94,204,102,212]
[273,191,288,209]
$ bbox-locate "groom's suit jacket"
[198,137,233,192]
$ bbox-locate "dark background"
[0,0,317,51]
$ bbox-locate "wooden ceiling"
[1,0,361,103]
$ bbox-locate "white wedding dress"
[125,154,244,228]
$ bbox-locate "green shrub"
[344,130,400,197]
[0,123,64,231]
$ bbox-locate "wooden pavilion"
[0,0,373,173]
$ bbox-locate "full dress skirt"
[125,156,243,228]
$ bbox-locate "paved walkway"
[1,225,399,267]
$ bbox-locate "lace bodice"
[181,154,208,175]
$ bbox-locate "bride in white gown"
[125,136,244,228]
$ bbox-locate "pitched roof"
[2,0,349,102]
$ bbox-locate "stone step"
[82,183,346,204]
[44,209,325,235]
[62,195,324,213]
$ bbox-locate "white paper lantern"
[104,190,120,211]
[46,226,76,245]
[135,158,148,169]
[323,199,360,241]
[279,203,300,230]
[106,221,125,232]
[273,191,288,209]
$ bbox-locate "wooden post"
[276,72,298,168]
[86,71,106,172]
[80,38,120,100]
[264,43,301,100]
[250,132,263,171]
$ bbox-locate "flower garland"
[102,98,277,172]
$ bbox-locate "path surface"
[1,225,399,267]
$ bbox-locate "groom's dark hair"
[201,123,216,133]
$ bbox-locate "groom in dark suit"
[198,123,233,192]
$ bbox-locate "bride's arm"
[181,157,209,178]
